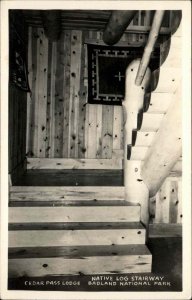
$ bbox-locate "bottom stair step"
[9,244,152,277]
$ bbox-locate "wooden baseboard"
[149,223,182,238]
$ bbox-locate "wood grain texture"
[101,105,114,159]
[9,16,28,180]
[9,226,145,247]
[69,31,82,158]
[62,30,71,158]
[113,106,122,150]
[155,180,170,223]
[10,186,125,201]
[37,28,48,158]
[151,177,182,224]
[177,180,182,223]
[54,32,65,157]
[9,205,140,223]
[169,181,179,223]
[26,28,125,159]
[9,244,152,277]
[49,42,57,157]
[27,158,122,169]
[78,31,88,158]
[149,223,182,237]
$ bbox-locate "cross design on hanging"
[114,71,125,82]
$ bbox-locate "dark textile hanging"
[87,44,160,105]
[9,24,30,92]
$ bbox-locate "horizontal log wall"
[149,176,182,224]
[26,27,152,159]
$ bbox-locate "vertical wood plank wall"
[9,87,27,176]
[9,12,28,182]
[27,28,153,159]
[149,176,182,224]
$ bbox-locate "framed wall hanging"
[87,44,160,105]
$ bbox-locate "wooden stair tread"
[9,221,144,230]
[132,131,155,147]
[127,146,148,161]
[9,205,140,223]
[8,244,152,276]
[9,225,146,247]
[9,186,125,201]
[9,244,151,258]
[146,92,172,113]
[9,200,139,207]
[139,113,165,132]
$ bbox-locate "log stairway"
[127,21,181,165]
[9,184,152,277]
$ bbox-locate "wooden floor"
[14,170,124,186]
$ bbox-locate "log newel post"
[123,60,151,226]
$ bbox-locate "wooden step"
[128,146,148,161]
[146,92,172,113]
[9,202,140,223]
[139,113,165,132]
[155,67,180,93]
[9,222,146,247]
[27,158,122,170]
[132,131,155,147]
[8,244,152,277]
[9,186,125,201]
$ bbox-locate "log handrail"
[135,10,165,86]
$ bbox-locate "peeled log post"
[123,60,151,226]
[141,88,182,197]
[41,10,61,41]
[135,10,165,86]
[103,11,137,45]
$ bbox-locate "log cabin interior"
[8,9,183,290]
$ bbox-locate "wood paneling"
[27,27,155,159]
[9,11,28,182]
[149,177,182,224]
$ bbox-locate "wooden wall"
[149,176,182,224]
[9,87,27,175]
[9,11,28,183]
[26,27,151,159]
